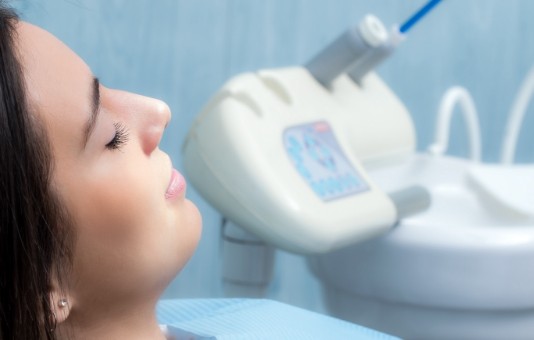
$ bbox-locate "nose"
[138,97,171,155]
[104,88,171,155]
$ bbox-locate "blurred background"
[16,0,534,314]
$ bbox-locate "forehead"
[16,22,92,154]
[17,22,91,105]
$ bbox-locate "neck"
[57,298,166,340]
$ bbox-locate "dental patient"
[0,3,201,339]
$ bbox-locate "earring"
[58,298,68,308]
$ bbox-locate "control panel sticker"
[283,121,369,201]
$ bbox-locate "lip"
[165,168,186,200]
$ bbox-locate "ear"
[48,284,73,324]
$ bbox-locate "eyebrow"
[83,77,101,148]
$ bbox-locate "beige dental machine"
[183,2,443,255]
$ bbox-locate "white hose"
[428,86,482,162]
[500,66,534,164]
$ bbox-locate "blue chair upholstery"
[157,299,398,339]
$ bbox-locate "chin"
[185,199,203,243]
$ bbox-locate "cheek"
[62,165,167,285]
[81,169,159,234]
[60,160,164,261]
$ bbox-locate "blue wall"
[17,0,534,312]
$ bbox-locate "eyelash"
[105,122,129,150]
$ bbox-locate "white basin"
[309,153,534,340]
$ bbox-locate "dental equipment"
[429,66,534,219]
[305,14,389,87]
[313,75,534,338]
[399,0,443,34]
[427,86,482,162]
[183,1,443,255]
[306,0,443,87]
[182,70,408,254]
[501,65,534,164]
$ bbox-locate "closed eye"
[106,122,129,150]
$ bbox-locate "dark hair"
[0,3,73,339]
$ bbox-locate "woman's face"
[17,23,201,310]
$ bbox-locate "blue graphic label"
[283,121,369,201]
